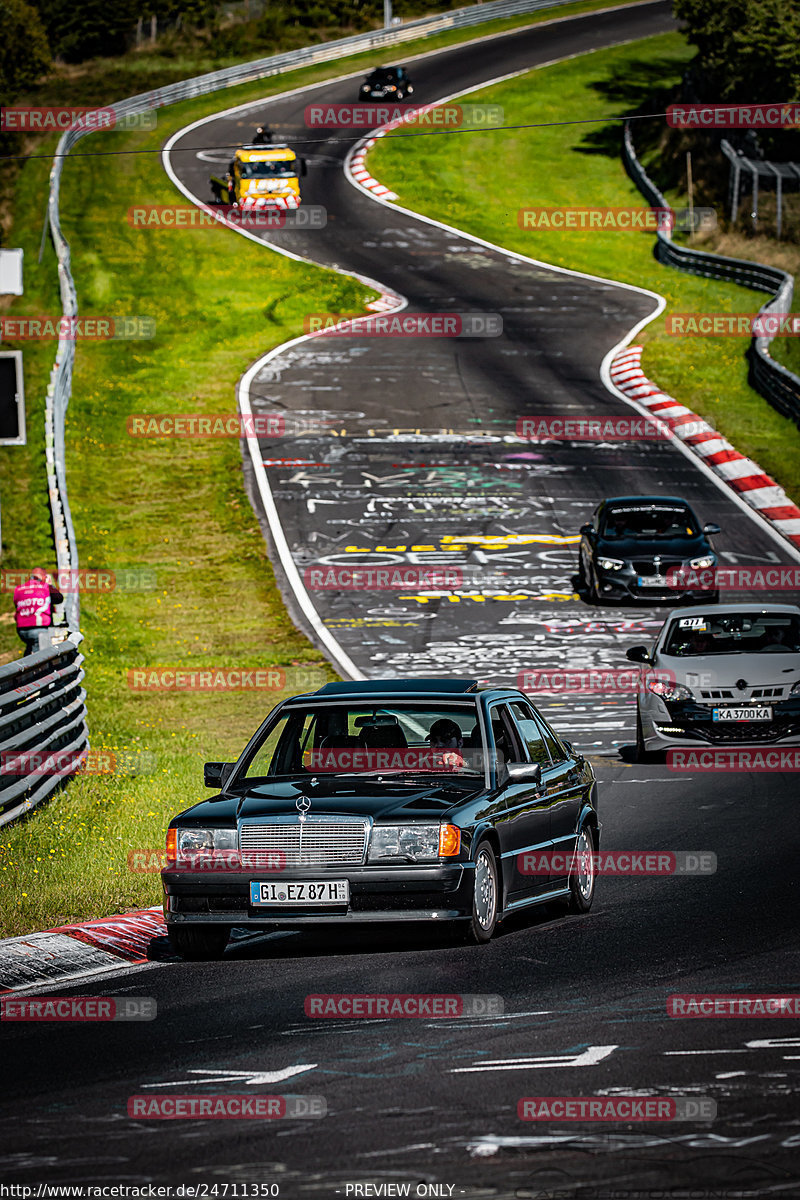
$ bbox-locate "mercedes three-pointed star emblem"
[296,794,312,823]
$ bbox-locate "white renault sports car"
[626,603,800,759]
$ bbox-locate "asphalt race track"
[165,0,799,755]
[3,4,800,1196]
[3,765,800,1194]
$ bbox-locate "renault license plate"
[712,707,772,722]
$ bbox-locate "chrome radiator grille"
[239,818,368,866]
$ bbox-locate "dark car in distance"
[162,679,599,959]
[578,495,720,605]
[359,66,414,100]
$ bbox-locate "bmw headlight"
[689,555,715,569]
[648,679,693,702]
[368,824,460,862]
[790,680,800,696]
[598,557,625,571]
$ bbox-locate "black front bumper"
[596,568,714,602]
[657,699,800,743]
[162,863,472,927]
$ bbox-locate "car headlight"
[598,557,625,571]
[175,827,237,854]
[790,680,800,696]
[689,555,715,569]
[648,680,693,702]
[368,823,460,863]
[386,85,397,91]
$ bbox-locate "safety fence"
[0,635,87,827]
[622,121,800,427]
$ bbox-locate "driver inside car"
[426,718,465,771]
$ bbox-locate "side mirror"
[506,762,542,788]
[204,761,236,789]
[626,645,651,664]
[580,523,593,536]
[703,523,721,536]
[300,159,308,176]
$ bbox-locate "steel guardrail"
[0,634,87,826]
[622,121,800,427]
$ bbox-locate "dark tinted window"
[664,612,800,657]
[509,701,553,766]
[601,504,696,540]
[490,705,524,767]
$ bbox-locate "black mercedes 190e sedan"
[162,678,599,959]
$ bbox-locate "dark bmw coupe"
[578,495,721,604]
[162,679,599,959]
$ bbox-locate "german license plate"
[638,575,668,588]
[712,707,773,722]
[250,880,349,906]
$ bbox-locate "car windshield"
[240,161,295,178]
[369,71,399,83]
[663,613,800,656]
[601,505,696,540]
[242,704,484,781]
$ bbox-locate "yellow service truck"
[211,144,307,209]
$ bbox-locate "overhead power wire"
[0,110,670,163]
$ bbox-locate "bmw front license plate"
[712,707,773,722]
[250,880,349,906]
[638,575,668,588]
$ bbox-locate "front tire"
[635,707,647,762]
[466,841,499,943]
[169,925,229,961]
[567,824,596,913]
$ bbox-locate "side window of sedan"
[508,702,551,766]
[489,704,524,767]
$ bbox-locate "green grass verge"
[369,31,800,500]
